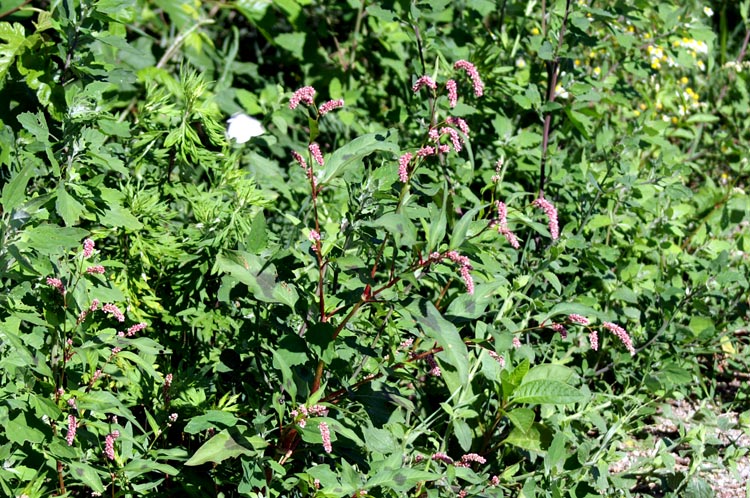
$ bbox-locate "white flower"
[703,6,713,17]
[226,113,264,144]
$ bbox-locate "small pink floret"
[446,79,458,107]
[454,60,485,97]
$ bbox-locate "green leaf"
[1,163,34,213]
[510,379,586,405]
[449,203,484,250]
[319,130,399,184]
[0,22,26,85]
[7,413,46,444]
[453,418,472,451]
[426,198,447,253]
[68,461,105,493]
[410,299,469,387]
[56,183,85,226]
[185,427,267,466]
[522,364,576,384]
[184,411,239,434]
[274,32,305,60]
[506,407,535,433]
[366,468,441,493]
[365,212,417,248]
[246,210,268,253]
[216,251,298,309]
[504,424,544,452]
[21,225,88,255]
[17,111,49,144]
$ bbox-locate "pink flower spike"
[454,60,485,97]
[446,116,470,135]
[412,75,437,93]
[460,453,486,465]
[83,238,95,258]
[46,277,65,295]
[291,151,307,169]
[309,143,324,166]
[551,323,568,339]
[416,146,435,158]
[568,314,590,325]
[589,330,599,351]
[431,452,454,465]
[67,415,77,445]
[512,336,522,349]
[459,265,474,295]
[289,86,316,110]
[127,322,147,337]
[440,127,462,152]
[104,430,120,460]
[488,350,505,366]
[318,99,344,116]
[426,354,441,377]
[603,322,636,356]
[398,153,413,183]
[446,79,458,108]
[532,196,559,240]
[86,265,105,274]
[437,144,450,154]
[319,421,332,453]
[102,303,125,322]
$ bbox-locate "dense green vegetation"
[1,0,749,496]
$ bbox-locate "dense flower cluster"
[83,238,95,258]
[398,152,412,183]
[551,323,567,339]
[102,303,125,322]
[46,277,65,294]
[431,452,454,465]
[493,201,520,249]
[289,86,315,109]
[412,75,437,92]
[446,79,457,107]
[86,265,105,274]
[104,430,120,460]
[603,322,636,355]
[319,422,332,453]
[456,453,486,467]
[589,331,599,351]
[453,60,484,97]
[488,350,505,367]
[532,196,560,240]
[309,143,324,166]
[568,314,590,325]
[66,415,77,445]
[318,99,344,116]
[425,354,441,377]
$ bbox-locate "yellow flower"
[633,109,641,117]
[531,27,540,35]
[680,76,689,85]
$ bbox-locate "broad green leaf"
[449,203,484,250]
[7,413,47,444]
[318,130,399,184]
[68,461,105,493]
[1,163,34,212]
[453,418,472,452]
[21,225,88,254]
[0,22,26,84]
[185,427,267,466]
[410,299,469,387]
[505,407,535,433]
[366,468,441,493]
[17,111,50,144]
[426,198,447,253]
[504,424,544,452]
[56,183,85,226]
[275,32,305,60]
[362,426,399,454]
[365,212,417,248]
[216,251,298,308]
[510,379,586,405]
[522,364,576,384]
